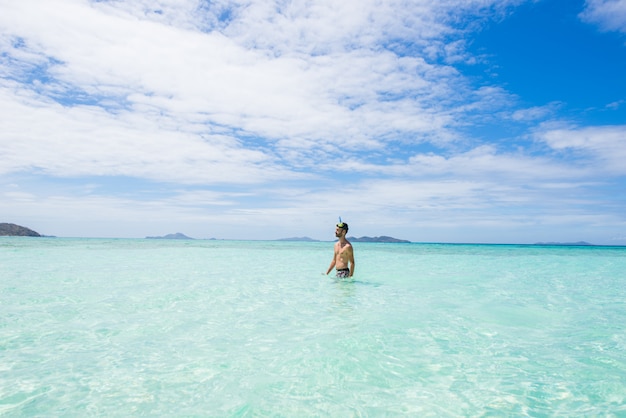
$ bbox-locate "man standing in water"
[326,220,355,278]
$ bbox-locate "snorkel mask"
[336,217,348,231]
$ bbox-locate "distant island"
[0,223,41,237]
[146,232,194,240]
[533,241,593,246]
[349,236,411,243]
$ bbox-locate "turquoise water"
[1,238,625,416]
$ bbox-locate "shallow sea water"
[1,238,626,416]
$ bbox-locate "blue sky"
[1,0,625,244]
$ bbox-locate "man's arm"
[348,247,355,277]
[326,246,337,275]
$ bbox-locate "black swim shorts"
[336,268,350,278]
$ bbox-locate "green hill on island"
[0,223,41,237]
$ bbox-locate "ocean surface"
[1,237,625,417]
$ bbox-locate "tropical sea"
[1,237,625,417]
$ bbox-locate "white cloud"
[0,1,444,174]
[606,99,625,109]
[0,83,293,184]
[0,0,527,185]
[0,0,521,144]
[511,103,560,122]
[580,0,626,33]
[1,0,624,243]
[402,144,587,183]
[535,125,626,175]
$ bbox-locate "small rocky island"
[0,223,41,237]
[146,232,194,240]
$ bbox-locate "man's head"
[335,221,349,237]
